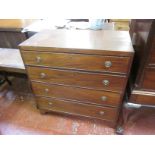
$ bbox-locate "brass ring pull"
[102,80,109,86]
[40,73,46,78]
[45,88,49,93]
[48,102,53,105]
[105,61,112,68]
[101,96,107,101]
[36,56,41,63]
[99,111,105,115]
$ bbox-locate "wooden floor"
[0,76,155,135]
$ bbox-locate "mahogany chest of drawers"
[19,30,134,126]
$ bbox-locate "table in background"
[0,19,39,48]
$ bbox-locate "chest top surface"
[19,29,134,55]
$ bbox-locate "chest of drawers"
[129,20,155,105]
[19,30,134,126]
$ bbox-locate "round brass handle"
[99,111,105,115]
[45,88,49,93]
[101,96,107,101]
[36,56,41,63]
[48,102,53,105]
[102,80,109,86]
[105,61,112,68]
[40,73,46,78]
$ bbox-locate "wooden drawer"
[27,66,127,92]
[21,51,130,74]
[130,90,155,105]
[36,96,119,121]
[141,68,155,90]
[31,81,122,107]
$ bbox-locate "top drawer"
[21,51,131,74]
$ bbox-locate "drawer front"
[141,68,155,90]
[21,51,130,74]
[27,66,127,92]
[36,96,119,121]
[31,81,122,107]
[130,93,155,105]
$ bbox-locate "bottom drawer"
[130,90,155,105]
[36,96,119,122]
[141,68,155,90]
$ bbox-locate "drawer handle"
[36,56,41,63]
[105,61,112,68]
[99,111,105,115]
[48,102,53,105]
[102,80,109,86]
[45,88,49,93]
[101,96,107,101]
[40,73,46,78]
